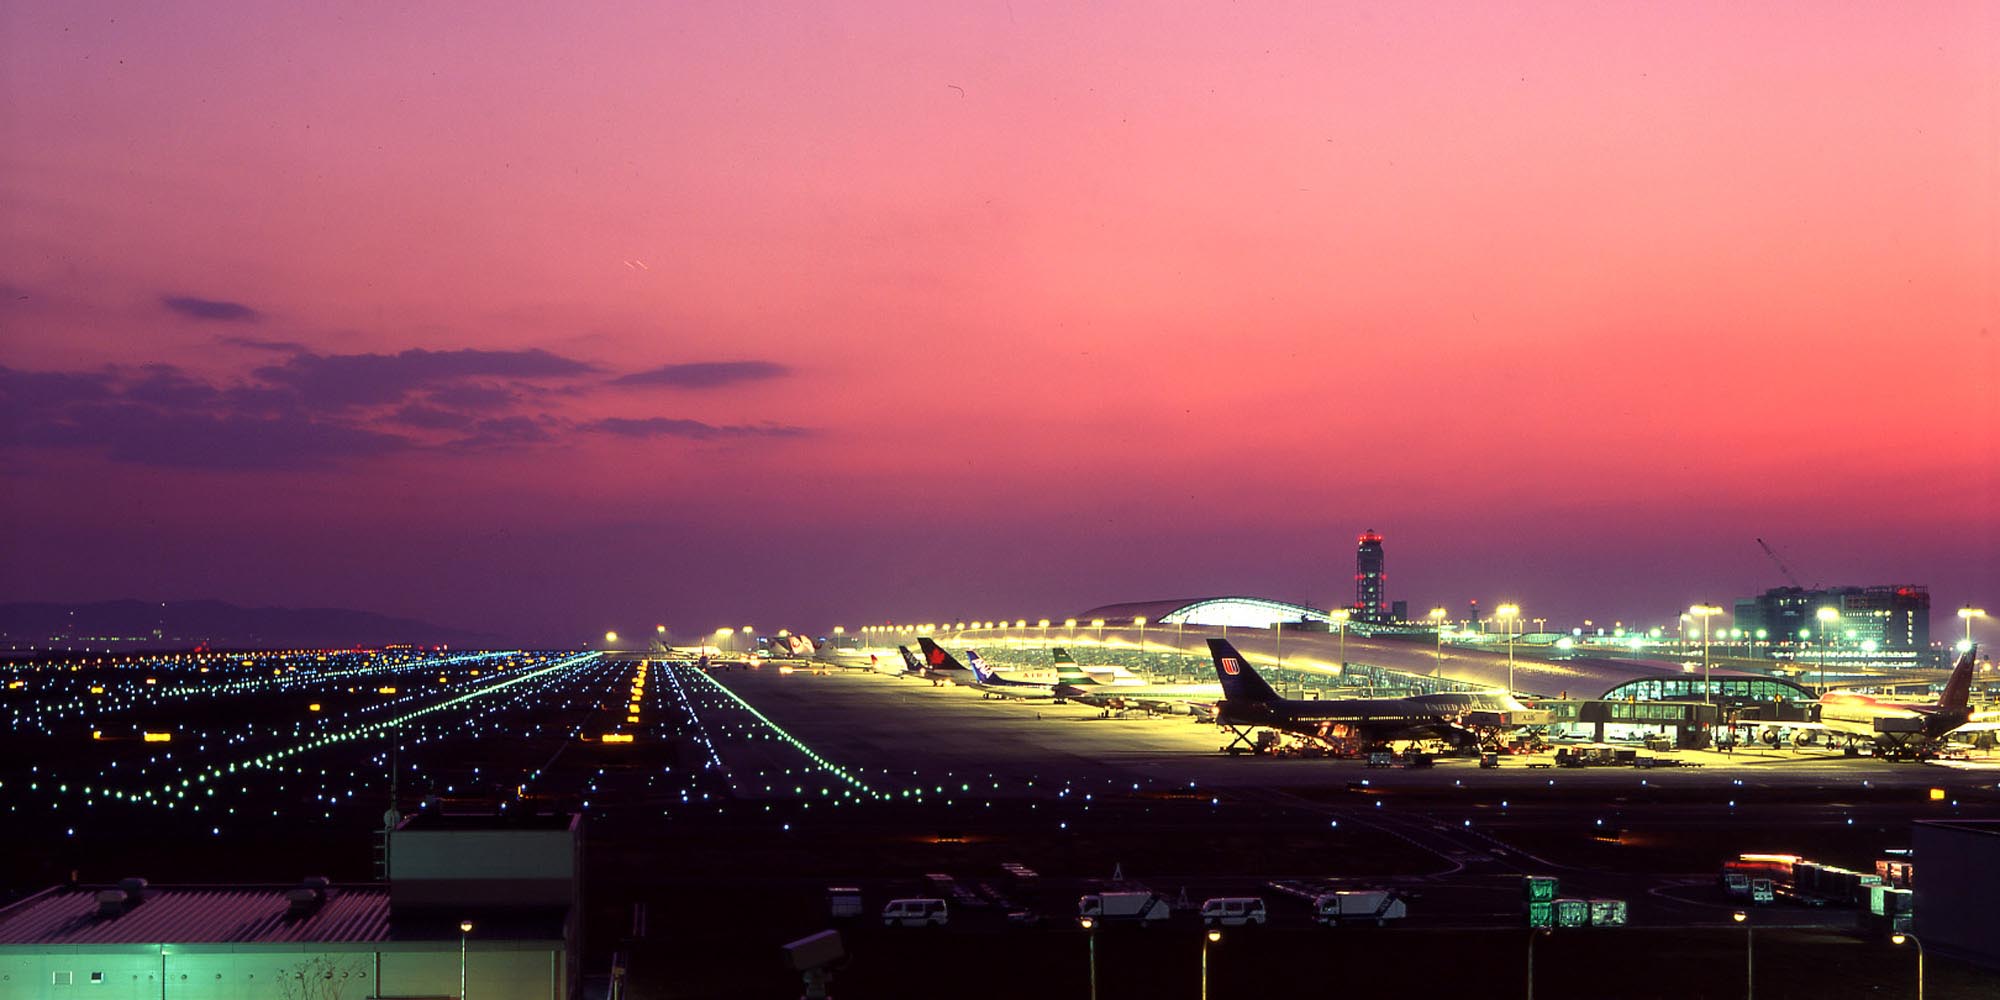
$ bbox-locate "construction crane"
[1755,538,1810,589]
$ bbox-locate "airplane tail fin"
[916,637,966,673]
[966,650,994,684]
[1941,644,1978,711]
[898,645,921,674]
[1050,648,1092,685]
[1206,638,1282,704]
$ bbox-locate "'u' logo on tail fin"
[1221,657,1240,675]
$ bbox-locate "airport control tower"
[1355,530,1387,623]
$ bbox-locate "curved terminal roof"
[1077,597,1339,629]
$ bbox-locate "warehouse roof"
[0,883,389,946]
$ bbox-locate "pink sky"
[2,3,1994,644]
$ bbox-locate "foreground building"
[0,814,578,999]
[1912,820,2000,970]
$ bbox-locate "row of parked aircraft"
[888,636,1550,753]
[803,633,1989,758]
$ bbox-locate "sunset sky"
[3,2,1994,645]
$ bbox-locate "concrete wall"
[389,828,576,908]
[0,942,564,1000]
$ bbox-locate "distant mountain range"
[0,599,514,651]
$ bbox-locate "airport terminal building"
[943,597,1816,747]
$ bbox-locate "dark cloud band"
[610,360,790,389]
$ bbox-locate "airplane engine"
[1762,729,1781,746]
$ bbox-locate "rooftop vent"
[95,878,147,918]
[286,876,331,918]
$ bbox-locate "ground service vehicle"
[827,886,863,919]
[1722,873,1751,899]
[882,898,948,927]
[1199,897,1268,926]
[1313,890,1407,926]
[1078,891,1172,924]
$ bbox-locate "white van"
[881,898,948,927]
[1199,897,1267,927]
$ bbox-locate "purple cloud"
[13,401,410,469]
[610,360,789,389]
[389,403,477,430]
[219,336,308,353]
[255,348,597,410]
[426,383,520,410]
[1,348,814,470]
[162,295,260,322]
[584,416,807,439]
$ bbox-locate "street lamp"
[1273,615,1284,671]
[1526,927,1548,1000]
[1038,619,1051,649]
[1135,617,1148,655]
[1091,619,1106,645]
[1428,608,1448,678]
[715,627,734,655]
[1496,605,1520,694]
[1690,605,1722,705]
[459,920,473,999]
[1961,607,1987,651]
[1202,927,1222,1000]
[1892,931,1923,1000]
[1815,607,1839,695]
[1733,910,1753,1000]
[1331,608,1352,671]
[1081,917,1098,1000]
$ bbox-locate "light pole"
[1691,605,1722,705]
[1135,617,1148,655]
[1092,619,1106,646]
[1081,917,1098,1000]
[1526,928,1547,1000]
[1039,619,1051,650]
[1960,607,1987,653]
[1816,607,1839,695]
[1892,931,1924,1000]
[1496,604,1520,694]
[1332,608,1351,671]
[1733,910,1753,1000]
[459,920,473,999]
[1428,608,1448,678]
[1202,927,1221,1000]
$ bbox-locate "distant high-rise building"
[1354,530,1387,622]
[1390,600,1409,623]
[1733,585,1931,652]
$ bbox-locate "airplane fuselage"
[1816,692,1971,743]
